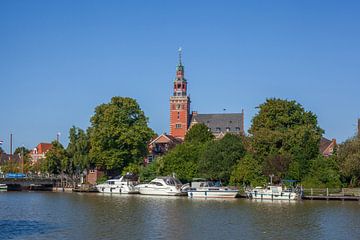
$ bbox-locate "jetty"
[302,188,360,201]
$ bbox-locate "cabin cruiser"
[96,174,139,194]
[187,179,238,198]
[136,176,184,196]
[246,185,300,200]
[0,184,7,191]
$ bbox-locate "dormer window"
[226,127,230,132]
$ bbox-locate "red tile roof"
[36,143,53,154]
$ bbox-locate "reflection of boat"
[136,176,184,196]
[96,174,139,194]
[187,179,238,198]
[246,186,300,200]
[0,184,7,191]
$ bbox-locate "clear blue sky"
[1,0,359,152]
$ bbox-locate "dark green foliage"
[44,141,68,174]
[302,156,341,188]
[67,126,91,174]
[230,154,267,187]
[158,143,205,182]
[139,161,160,182]
[249,98,323,180]
[337,136,360,186]
[199,134,246,182]
[89,97,155,172]
[185,123,214,144]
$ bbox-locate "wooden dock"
[302,188,360,201]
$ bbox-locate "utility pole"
[10,133,13,156]
[21,145,24,174]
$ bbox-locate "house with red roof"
[30,143,53,164]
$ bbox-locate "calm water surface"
[0,192,359,240]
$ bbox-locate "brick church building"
[147,50,244,162]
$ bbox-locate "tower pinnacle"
[178,47,182,65]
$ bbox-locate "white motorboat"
[0,184,7,191]
[136,176,184,196]
[246,185,300,200]
[187,179,238,198]
[96,174,139,194]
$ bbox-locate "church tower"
[169,48,190,139]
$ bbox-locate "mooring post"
[311,188,313,196]
[326,188,329,197]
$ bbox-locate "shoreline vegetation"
[1,97,359,189]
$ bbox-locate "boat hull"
[187,189,238,198]
[137,186,182,196]
[0,184,7,192]
[248,192,299,200]
[96,185,138,194]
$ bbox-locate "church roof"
[190,113,244,134]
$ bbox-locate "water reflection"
[0,192,359,240]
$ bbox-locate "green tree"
[185,123,214,144]
[302,156,341,188]
[157,122,214,182]
[230,154,267,187]
[44,141,68,174]
[67,126,90,175]
[13,146,32,173]
[89,97,155,173]
[249,98,323,180]
[139,161,160,182]
[199,134,246,182]
[158,143,205,182]
[337,136,360,186]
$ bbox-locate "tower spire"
[178,47,182,65]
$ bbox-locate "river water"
[0,192,359,240]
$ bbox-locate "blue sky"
[0,1,359,152]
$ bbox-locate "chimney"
[192,111,198,116]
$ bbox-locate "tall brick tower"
[169,48,190,139]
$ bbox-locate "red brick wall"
[86,170,104,185]
[170,97,190,139]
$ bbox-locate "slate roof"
[190,113,244,134]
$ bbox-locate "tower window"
[176,124,182,129]
[177,112,180,120]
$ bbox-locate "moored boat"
[246,185,300,200]
[136,176,184,196]
[187,179,238,198]
[96,174,139,194]
[0,184,7,191]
